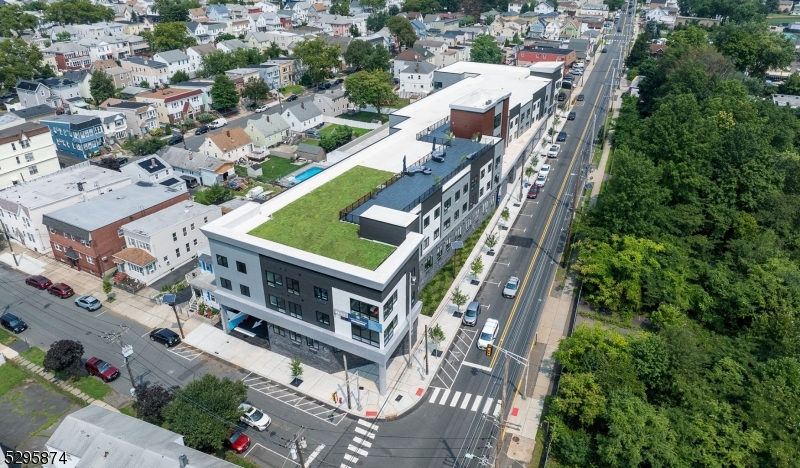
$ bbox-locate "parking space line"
[244,371,348,425]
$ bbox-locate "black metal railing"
[338,173,404,222]
[415,116,450,141]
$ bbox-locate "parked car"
[602,48,608,53]
[150,328,181,347]
[556,131,567,142]
[557,92,566,102]
[1,312,28,334]
[563,75,573,82]
[75,295,102,311]
[562,81,572,90]
[195,125,209,135]
[334,78,344,84]
[168,134,183,145]
[462,301,481,326]
[527,185,540,199]
[539,164,551,178]
[617,28,622,32]
[48,283,74,298]
[536,174,547,187]
[503,277,520,299]
[25,275,52,290]
[547,144,560,158]
[305,130,321,138]
[477,318,500,350]
[226,430,251,453]
[239,403,271,431]
[208,118,227,129]
[567,111,576,120]
[285,94,298,102]
[115,157,129,165]
[577,94,585,101]
[571,69,583,76]
[85,357,120,382]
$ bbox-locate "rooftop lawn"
[339,111,389,124]
[248,165,397,270]
[319,124,371,139]
[236,157,308,182]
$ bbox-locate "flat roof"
[450,89,512,113]
[122,202,219,236]
[361,205,417,227]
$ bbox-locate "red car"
[85,357,120,382]
[48,283,74,298]
[527,185,540,199]
[227,430,251,453]
[26,275,52,290]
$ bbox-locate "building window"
[173,232,177,241]
[236,261,247,273]
[54,243,61,251]
[185,243,190,252]
[306,337,319,350]
[288,301,302,319]
[271,324,286,336]
[289,330,302,343]
[463,183,468,195]
[463,202,468,213]
[454,189,460,201]
[444,218,451,230]
[423,237,430,248]
[314,286,328,301]
[268,294,286,312]
[49,227,55,234]
[286,278,300,295]
[384,316,398,345]
[383,290,398,318]
[266,270,282,288]
[454,209,460,220]
[351,325,379,348]
[434,228,440,239]
[191,223,195,230]
[434,207,440,219]
[350,298,379,321]
[220,278,232,289]
[240,284,250,296]
[175,248,181,258]
[193,239,198,245]
[316,311,330,326]
[183,227,187,236]
[424,255,433,271]
[216,254,228,267]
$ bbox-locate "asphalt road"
[318,20,633,468]
[0,265,355,467]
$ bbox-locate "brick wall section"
[450,108,495,141]
[49,192,190,276]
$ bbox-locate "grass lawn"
[0,363,29,396]
[420,214,494,316]
[119,403,137,418]
[248,165,396,269]
[339,111,389,124]
[223,453,261,468]
[0,327,17,346]
[300,138,319,147]
[394,98,411,109]
[20,346,46,367]
[279,85,304,96]
[238,157,307,182]
[320,124,371,139]
[71,375,112,400]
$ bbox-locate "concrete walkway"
[588,79,629,205]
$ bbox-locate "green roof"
[248,166,397,270]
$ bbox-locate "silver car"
[74,295,102,311]
[503,277,520,298]
[462,301,481,326]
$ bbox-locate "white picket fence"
[322,115,381,130]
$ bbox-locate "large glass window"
[350,298,379,322]
[240,284,250,297]
[288,301,302,319]
[352,325,379,347]
[268,294,286,312]
[316,311,330,326]
[216,254,228,267]
[289,330,302,343]
[287,278,300,295]
[220,278,232,290]
[384,316,398,345]
[383,290,398,318]
[266,270,282,288]
[236,261,247,273]
[314,286,328,301]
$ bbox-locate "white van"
[208,117,228,129]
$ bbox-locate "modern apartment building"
[200,62,553,394]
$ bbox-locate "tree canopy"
[0,38,48,93]
[386,15,418,49]
[142,21,196,53]
[43,0,114,25]
[90,70,115,105]
[170,70,190,84]
[241,77,270,105]
[43,340,84,373]
[210,74,239,110]
[292,37,341,84]
[471,34,503,64]
[0,5,39,37]
[151,0,200,22]
[344,70,395,115]
[344,40,390,71]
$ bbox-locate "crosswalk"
[427,387,502,417]
[342,419,378,468]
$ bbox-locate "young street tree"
[451,287,468,313]
[133,383,175,425]
[43,340,84,373]
[471,34,503,64]
[210,73,239,110]
[428,324,446,354]
[344,70,395,115]
[292,37,341,84]
[169,70,190,84]
[162,374,247,452]
[470,256,484,278]
[386,16,418,49]
[241,77,270,105]
[90,70,115,105]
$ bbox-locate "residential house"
[119,154,178,187]
[44,43,92,71]
[78,35,133,61]
[535,1,556,14]
[100,99,160,136]
[314,88,353,116]
[117,19,149,35]
[43,182,189,276]
[136,88,205,124]
[245,31,273,51]
[295,142,325,161]
[282,102,323,132]
[126,34,151,56]
[98,66,135,89]
[529,18,547,37]
[10,105,57,124]
[15,81,53,109]
[0,163,131,253]
[646,7,677,27]
[186,21,228,44]
[481,9,502,21]
[73,22,124,39]
[170,80,215,110]
[206,4,230,20]
[580,3,608,16]
[650,43,668,57]
[63,70,93,101]
[187,248,219,308]
[80,109,128,144]
[265,30,301,49]
[318,14,365,36]
[204,127,253,161]
[516,45,575,67]
[0,122,60,190]
[217,39,249,53]
[116,202,222,284]
[35,78,84,110]
[49,25,77,42]
[508,0,526,13]
[225,68,262,92]
[187,43,218,77]
[245,114,291,152]
[249,11,283,32]
[259,58,297,88]
[222,18,252,36]
[792,2,800,15]
[40,115,105,159]
[158,146,236,187]
[153,49,193,79]
[436,30,468,47]
[410,19,428,40]
[674,15,722,26]
[772,94,800,108]
[562,17,581,38]
[189,7,208,21]
[120,57,170,86]
[398,60,436,98]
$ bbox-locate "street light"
[163,293,185,339]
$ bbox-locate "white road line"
[240,372,253,381]
[95,310,106,317]
[428,387,441,403]
[354,426,376,439]
[493,400,502,418]
[342,463,353,468]
[344,454,358,463]
[449,391,462,407]
[352,437,372,448]
[348,445,369,457]
[461,361,493,372]
[471,396,483,412]
[357,419,379,431]
[305,444,325,466]
[438,388,451,405]
[482,398,493,414]
[460,393,472,409]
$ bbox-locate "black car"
[334,78,344,84]
[195,125,209,135]
[567,111,576,120]
[577,94,585,101]
[601,47,608,53]
[285,94,298,102]
[168,134,184,145]
[150,328,181,347]
[617,28,622,32]
[1,312,28,334]
[556,131,567,142]
[557,92,566,102]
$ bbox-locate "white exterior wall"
[399,69,434,97]
[153,54,193,78]
[0,130,61,191]
[203,139,252,161]
[419,203,441,255]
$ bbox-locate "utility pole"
[171,304,185,338]
[0,219,20,266]
[287,428,307,468]
[343,355,352,409]
[495,355,510,468]
[103,326,136,396]
[163,294,184,338]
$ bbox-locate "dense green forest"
[547,25,800,468]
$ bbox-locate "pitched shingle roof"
[285,102,322,122]
[155,49,190,64]
[207,127,253,152]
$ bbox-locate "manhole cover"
[512,436,520,442]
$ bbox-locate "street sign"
[162,294,176,305]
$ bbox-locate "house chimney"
[266,115,270,122]
[150,157,156,168]
[188,151,193,160]
[301,101,304,109]
[77,182,84,191]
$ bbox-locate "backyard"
[320,124,371,139]
[279,85,304,96]
[235,157,307,183]
[340,111,389,124]
[248,165,397,269]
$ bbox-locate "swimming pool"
[294,166,324,182]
